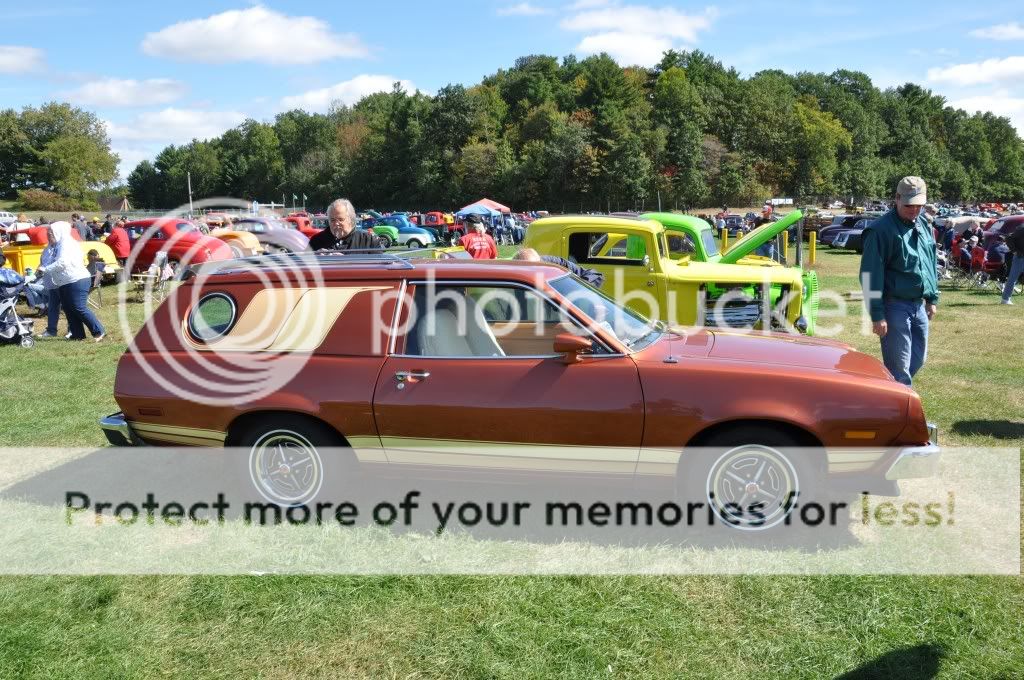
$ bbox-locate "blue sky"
[2,0,1023,181]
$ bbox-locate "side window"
[401,284,602,358]
[568,232,649,266]
[666,233,695,257]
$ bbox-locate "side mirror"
[554,333,592,364]
[642,254,650,269]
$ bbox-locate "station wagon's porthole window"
[188,293,237,342]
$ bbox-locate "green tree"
[127,160,161,208]
[653,67,708,206]
[37,134,118,200]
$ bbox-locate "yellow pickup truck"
[523,212,818,334]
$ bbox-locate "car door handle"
[395,370,430,382]
[647,280,655,287]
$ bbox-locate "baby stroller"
[0,281,35,348]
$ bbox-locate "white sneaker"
[1001,299,1014,305]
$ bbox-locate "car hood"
[719,210,802,264]
[664,259,804,286]
[634,328,894,381]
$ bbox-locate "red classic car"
[122,218,233,272]
[282,215,321,239]
[100,253,937,530]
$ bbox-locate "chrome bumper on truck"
[885,422,940,480]
[99,412,140,447]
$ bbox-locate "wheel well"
[685,419,823,448]
[224,411,350,447]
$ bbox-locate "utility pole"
[187,171,194,215]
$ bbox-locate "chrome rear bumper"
[99,412,139,447]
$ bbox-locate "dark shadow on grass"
[835,643,943,679]
[951,419,1024,440]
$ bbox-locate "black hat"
[467,214,482,224]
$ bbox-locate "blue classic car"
[362,216,438,248]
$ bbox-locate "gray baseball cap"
[896,176,927,205]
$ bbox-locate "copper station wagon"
[101,253,938,528]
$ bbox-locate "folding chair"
[87,269,104,309]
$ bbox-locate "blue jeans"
[1002,254,1024,302]
[46,288,62,335]
[58,277,104,339]
[880,299,929,387]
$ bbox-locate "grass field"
[0,246,1021,677]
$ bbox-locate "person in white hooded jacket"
[35,221,104,341]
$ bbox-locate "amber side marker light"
[844,430,877,440]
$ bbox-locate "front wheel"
[378,234,394,249]
[678,426,819,532]
[406,239,424,249]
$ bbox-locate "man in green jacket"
[859,176,939,387]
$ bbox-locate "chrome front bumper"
[99,412,139,447]
[885,423,940,480]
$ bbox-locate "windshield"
[549,275,660,350]
[174,222,197,232]
[701,229,719,257]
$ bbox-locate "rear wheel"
[233,416,352,508]
[228,242,245,258]
[378,234,394,249]
[20,335,35,349]
[406,239,424,249]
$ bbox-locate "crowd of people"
[0,220,106,342]
[941,215,1024,304]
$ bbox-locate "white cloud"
[105,108,248,143]
[0,45,45,74]
[969,22,1024,40]
[114,147,154,180]
[497,3,551,15]
[909,47,956,58]
[141,5,367,65]
[561,4,717,65]
[62,78,187,107]
[950,91,1024,134]
[568,0,612,8]
[576,32,673,66]
[927,56,1024,86]
[106,108,250,181]
[562,4,717,43]
[279,74,418,113]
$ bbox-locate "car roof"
[530,214,661,231]
[184,252,569,284]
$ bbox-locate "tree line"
[1,103,119,209]
[4,51,1023,212]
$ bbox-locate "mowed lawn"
[0,247,1021,678]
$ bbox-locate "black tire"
[228,243,245,258]
[678,425,820,532]
[378,234,394,249]
[406,239,424,249]
[232,415,353,508]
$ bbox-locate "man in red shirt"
[104,219,131,277]
[459,215,498,259]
